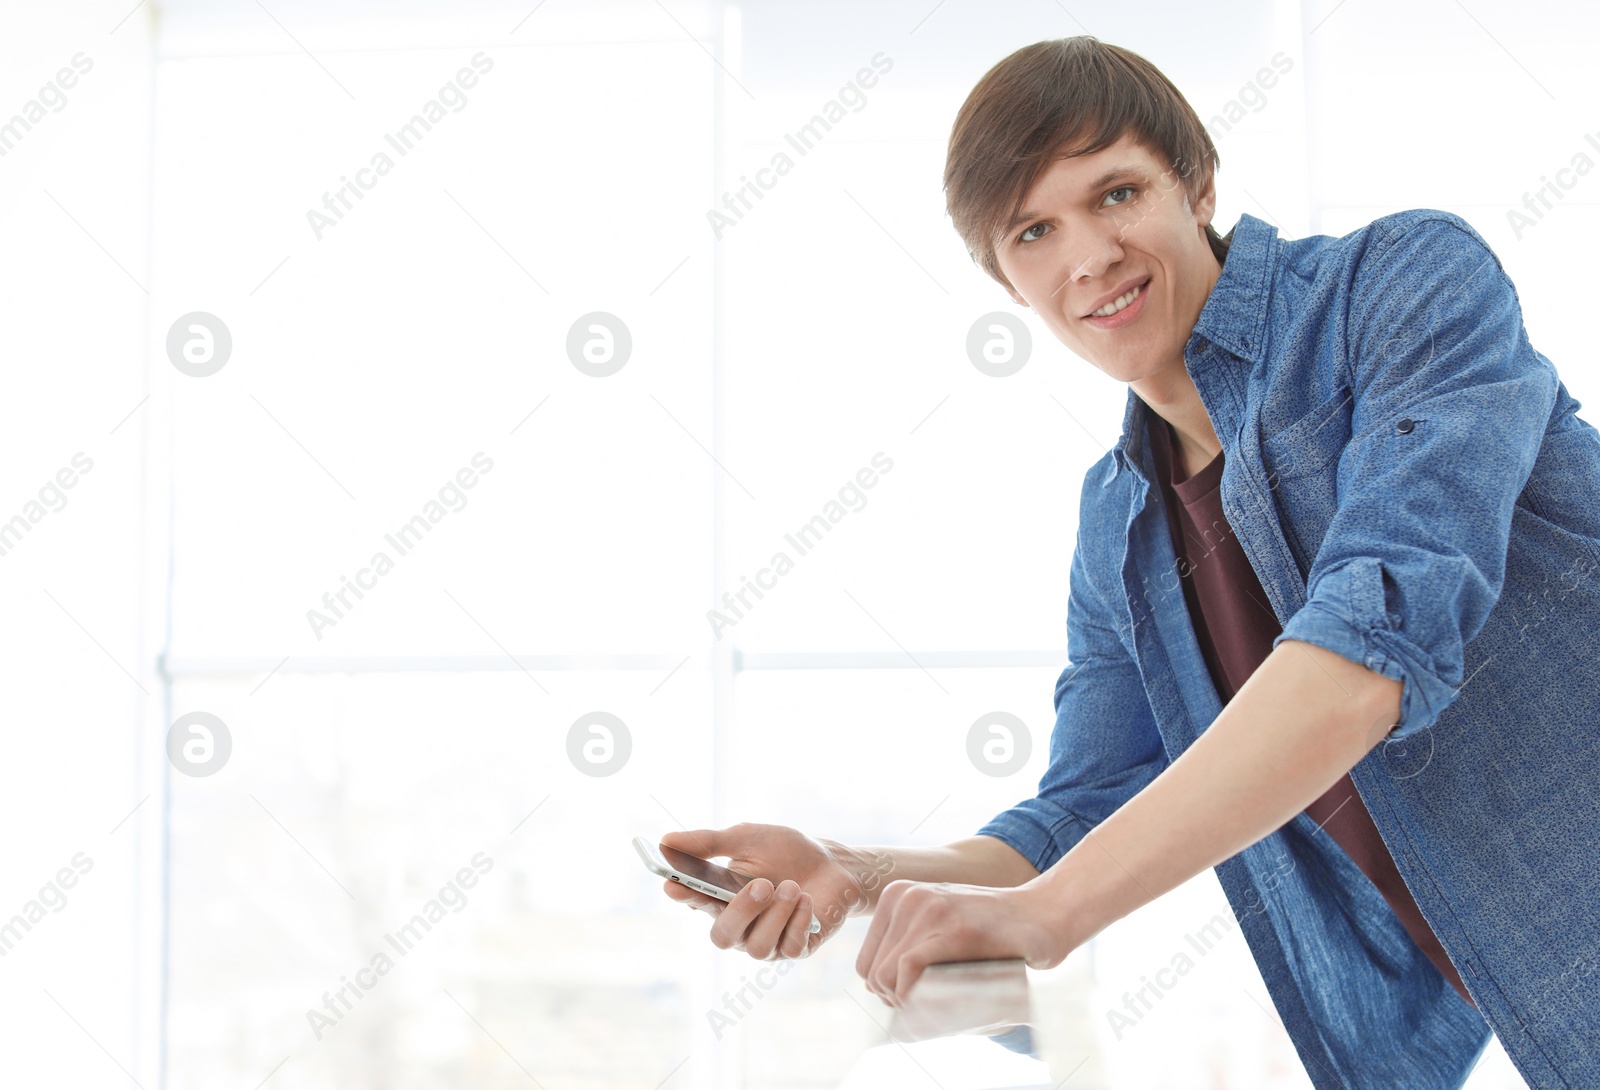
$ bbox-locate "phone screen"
[657,842,754,896]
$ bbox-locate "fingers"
[868,922,927,1005]
[884,940,936,1005]
[857,881,947,1006]
[855,879,910,981]
[707,876,774,950]
[777,891,816,959]
[864,932,903,1004]
[740,880,805,960]
[657,825,822,962]
[660,826,731,860]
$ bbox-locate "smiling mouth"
[1084,279,1150,319]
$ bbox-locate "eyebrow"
[1006,164,1146,230]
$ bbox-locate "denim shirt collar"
[1111,213,1279,476]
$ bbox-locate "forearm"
[839,835,1039,915]
[1028,639,1403,951]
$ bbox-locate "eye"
[1104,184,1138,207]
[1016,184,1141,245]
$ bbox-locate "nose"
[1054,224,1127,303]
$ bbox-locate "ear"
[1005,285,1029,308]
[1191,164,1219,230]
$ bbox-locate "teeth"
[1091,282,1143,318]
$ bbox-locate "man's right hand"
[659,823,895,961]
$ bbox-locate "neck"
[1132,367,1221,473]
[1132,235,1225,469]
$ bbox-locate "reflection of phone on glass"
[635,836,821,934]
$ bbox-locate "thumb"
[659,827,732,860]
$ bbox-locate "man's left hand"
[854,879,1070,1007]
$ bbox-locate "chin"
[1101,357,1161,384]
[1078,357,1130,382]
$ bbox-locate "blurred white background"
[1,0,1593,1086]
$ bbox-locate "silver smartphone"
[635,836,821,935]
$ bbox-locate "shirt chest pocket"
[1260,386,1354,484]
[1259,386,1354,576]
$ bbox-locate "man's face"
[993,132,1221,384]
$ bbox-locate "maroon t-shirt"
[1146,412,1476,1009]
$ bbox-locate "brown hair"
[944,37,1230,290]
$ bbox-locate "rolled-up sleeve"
[977,511,1170,874]
[1272,214,1559,739]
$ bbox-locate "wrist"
[1013,863,1094,969]
[818,839,895,918]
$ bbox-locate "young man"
[662,37,1600,1089]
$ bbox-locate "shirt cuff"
[976,798,1091,875]
[1272,555,1461,740]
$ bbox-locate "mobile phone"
[634,836,821,934]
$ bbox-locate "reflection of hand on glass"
[985,1024,1037,1058]
[887,959,1033,1044]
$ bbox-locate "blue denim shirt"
[978,209,1600,1089]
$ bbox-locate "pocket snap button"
[1396,417,1415,434]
